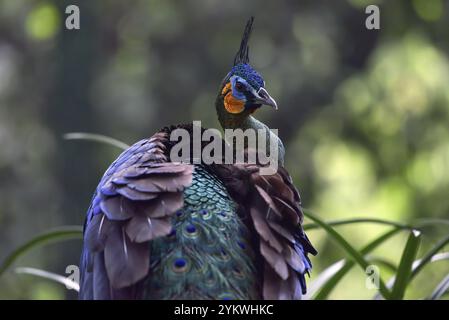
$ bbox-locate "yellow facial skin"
[222,82,245,114]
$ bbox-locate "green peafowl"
[79,17,317,300]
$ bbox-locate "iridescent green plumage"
[144,165,260,299]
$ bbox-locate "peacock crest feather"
[234,16,254,65]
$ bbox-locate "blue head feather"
[230,17,265,91]
[220,17,270,112]
[230,63,264,91]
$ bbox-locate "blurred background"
[0,0,448,299]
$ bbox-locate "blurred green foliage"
[25,2,60,40]
[0,0,448,299]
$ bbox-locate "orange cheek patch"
[224,92,245,114]
[221,82,232,95]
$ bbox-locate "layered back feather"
[79,124,316,300]
[79,15,316,301]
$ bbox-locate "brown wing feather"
[103,223,149,288]
[251,168,316,299]
[214,159,317,300]
[80,131,193,298]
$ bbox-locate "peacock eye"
[235,82,245,91]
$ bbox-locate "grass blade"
[63,132,129,150]
[410,234,449,281]
[303,210,392,299]
[428,274,449,300]
[390,230,422,300]
[303,217,412,231]
[312,228,400,300]
[15,267,79,292]
[373,252,449,300]
[303,217,449,232]
[303,260,346,300]
[414,218,449,227]
[0,226,83,278]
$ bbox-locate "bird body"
[79,17,316,300]
[144,164,259,300]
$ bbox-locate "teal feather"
[143,164,260,300]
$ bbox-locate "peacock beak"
[255,87,278,110]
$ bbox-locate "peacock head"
[218,17,278,117]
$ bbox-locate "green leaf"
[15,267,79,292]
[428,274,449,300]
[311,228,400,300]
[0,226,83,278]
[303,210,392,299]
[303,217,412,231]
[410,234,449,281]
[63,132,129,150]
[304,260,345,300]
[414,218,449,227]
[373,252,449,300]
[303,216,449,232]
[390,230,422,300]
